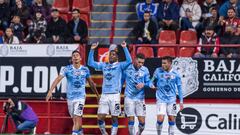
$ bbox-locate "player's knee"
[168,116,175,122]
[97,114,105,120]
[157,115,164,122]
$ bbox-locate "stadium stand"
[52,0,69,13]
[179,30,198,57]
[137,46,154,58]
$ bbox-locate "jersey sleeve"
[88,49,104,70]
[176,74,183,103]
[60,66,67,77]
[120,47,132,70]
[144,68,154,88]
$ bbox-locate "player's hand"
[46,92,52,101]
[121,41,127,48]
[136,83,144,90]
[150,85,157,90]
[179,103,184,111]
[96,94,100,103]
[91,42,99,50]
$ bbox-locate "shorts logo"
[172,58,199,97]
[176,107,202,134]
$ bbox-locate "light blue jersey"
[88,47,132,94]
[60,65,90,101]
[152,68,183,103]
[124,64,152,100]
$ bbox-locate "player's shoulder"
[140,66,149,71]
[81,65,90,71]
[155,67,164,73]
[64,64,73,70]
[171,69,181,77]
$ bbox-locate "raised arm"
[87,42,103,70]
[120,41,132,69]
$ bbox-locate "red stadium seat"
[52,0,69,13]
[137,47,154,58]
[72,0,90,13]
[159,30,176,44]
[157,47,176,58]
[80,13,90,26]
[0,30,3,36]
[180,30,197,44]
[179,30,197,57]
[60,14,69,22]
[179,47,195,57]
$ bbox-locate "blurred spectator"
[200,7,221,35]
[2,28,20,44]
[201,0,218,17]
[219,7,240,34]
[46,9,69,43]
[11,0,30,25]
[133,11,158,44]
[30,0,51,20]
[26,29,46,43]
[67,9,88,44]
[219,25,240,58]
[0,36,3,43]
[179,0,202,30]
[9,15,24,42]
[157,0,179,31]
[0,0,10,30]
[136,0,159,20]
[24,0,34,6]
[219,0,240,20]
[194,26,220,58]
[46,0,54,5]
[24,10,47,43]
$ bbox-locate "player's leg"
[72,100,85,135]
[97,94,109,135]
[124,97,135,135]
[110,94,121,135]
[166,103,177,135]
[156,103,167,135]
[136,100,146,135]
[67,100,78,135]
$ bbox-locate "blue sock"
[157,121,163,126]
[169,121,175,126]
[139,122,145,127]
[128,121,134,126]
[72,130,79,133]
[98,120,104,125]
[112,121,118,127]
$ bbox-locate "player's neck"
[73,63,81,69]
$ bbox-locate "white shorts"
[97,93,121,116]
[156,102,177,116]
[124,97,146,117]
[67,99,85,117]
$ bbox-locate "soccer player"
[152,56,184,135]
[46,50,99,135]
[124,53,154,135]
[88,41,132,135]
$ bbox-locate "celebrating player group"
[46,41,184,135]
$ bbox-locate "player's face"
[134,58,145,69]
[162,59,171,71]
[109,51,118,63]
[72,52,81,64]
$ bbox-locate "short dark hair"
[136,53,145,59]
[72,8,80,13]
[162,56,173,63]
[109,50,118,57]
[51,8,59,12]
[72,50,81,56]
[144,10,151,15]
[228,7,236,12]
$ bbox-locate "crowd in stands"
[0,0,88,44]
[134,0,240,58]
